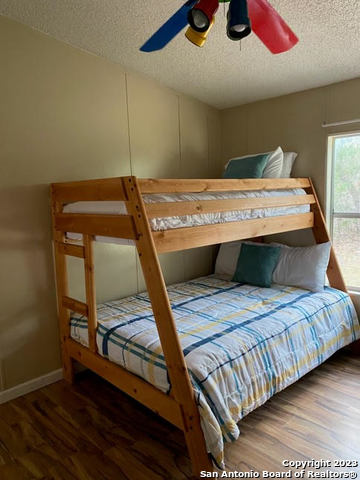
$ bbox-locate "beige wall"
[0,16,221,390]
[221,77,360,206]
[221,77,360,311]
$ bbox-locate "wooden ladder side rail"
[83,234,97,353]
[123,176,213,477]
[50,187,74,383]
[306,178,347,292]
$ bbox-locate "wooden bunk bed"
[50,176,350,477]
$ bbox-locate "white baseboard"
[0,369,63,405]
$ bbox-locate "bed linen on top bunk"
[64,188,309,245]
[70,275,359,468]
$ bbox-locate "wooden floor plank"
[0,349,359,479]
[16,444,67,480]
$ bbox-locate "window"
[327,133,360,290]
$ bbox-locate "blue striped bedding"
[70,275,359,468]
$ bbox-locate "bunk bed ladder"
[51,193,99,382]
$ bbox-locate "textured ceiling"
[1,0,360,109]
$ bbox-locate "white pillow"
[215,240,242,277]
[262,146,284,178]
[224,147,284,178]
[281,152,298,177]
[272,242,331,292]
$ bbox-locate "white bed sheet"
[64,188,310,245]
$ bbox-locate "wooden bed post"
[306,178,347,292]
[123,176,213,478]
[50,190,74,383]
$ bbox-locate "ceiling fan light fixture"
[227,0,252,41]
[188,0,219,32]
[185,17,215,47]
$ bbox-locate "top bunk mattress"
[64,188,310,244]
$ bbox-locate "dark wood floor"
[0,350,359,480]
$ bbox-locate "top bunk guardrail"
[51,176,315,253]
[138,177,311,193]
[52,176,312,202]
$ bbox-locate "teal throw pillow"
[223,153,270,179]
[232,243,281,288]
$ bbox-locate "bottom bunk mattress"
[70,276,359,468]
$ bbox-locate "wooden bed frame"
[50,176,347,477]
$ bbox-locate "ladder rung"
[57,242,85,258]
[62,296,88,316]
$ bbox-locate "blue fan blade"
[140,0,197,52]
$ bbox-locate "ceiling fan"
[140,0,298,54]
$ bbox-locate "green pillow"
[232,243,281,288]
[223,153,270,179]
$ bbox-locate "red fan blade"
[248,0,298,54]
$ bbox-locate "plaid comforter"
[70,275,359,468]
